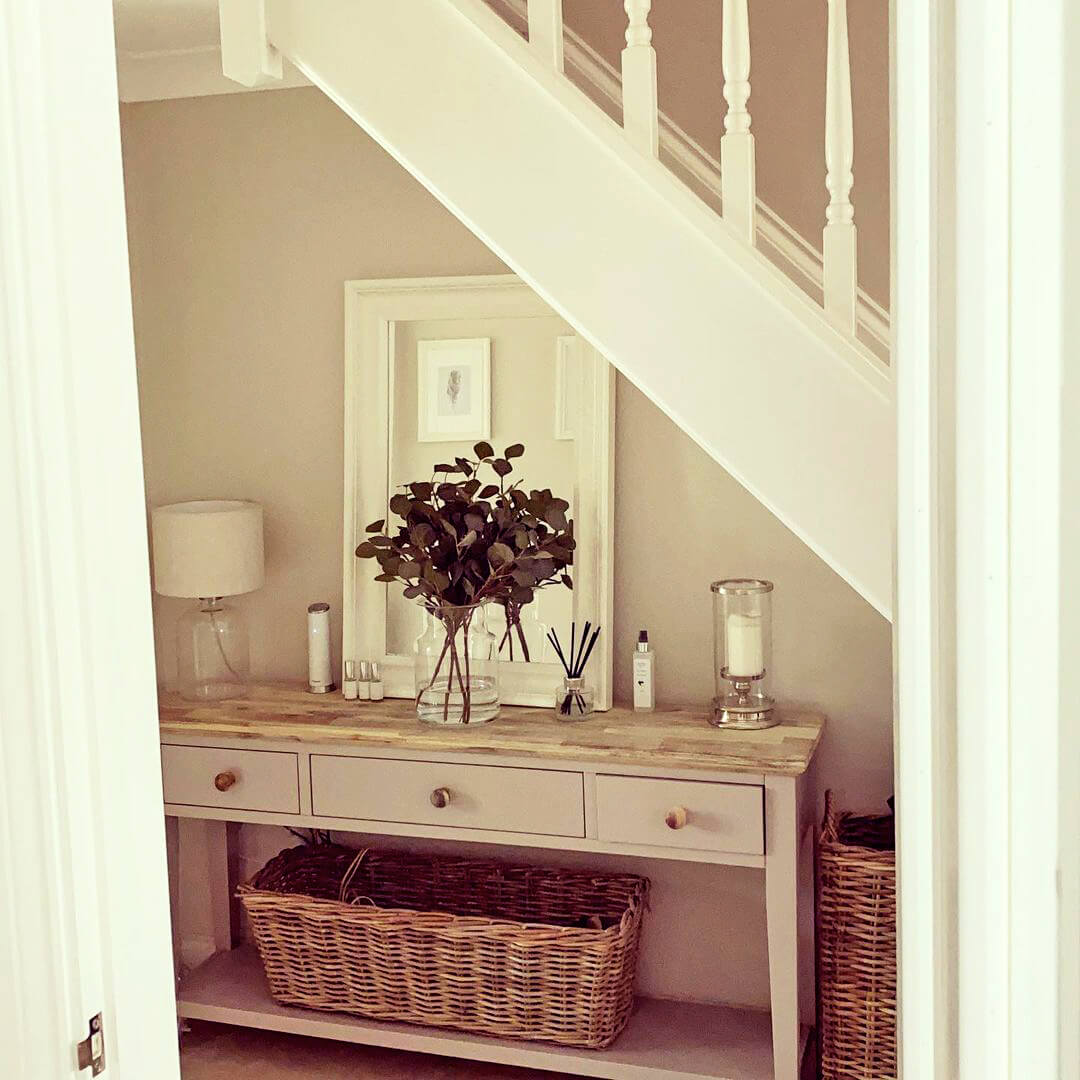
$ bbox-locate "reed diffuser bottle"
[632,630,655,712]
[548,622,601,720]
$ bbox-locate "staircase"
[220,0,894,618]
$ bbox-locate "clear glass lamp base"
[176,599,250,701]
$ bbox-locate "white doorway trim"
[893,0,957,1072]
[0,2,179,1077]
[895,0,1080,1075]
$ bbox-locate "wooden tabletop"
[158,683,824,777]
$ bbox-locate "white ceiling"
[113,0,220,55]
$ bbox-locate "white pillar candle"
[726,611,764,677]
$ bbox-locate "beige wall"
[124,88,893,999]
[125,85,892,807]
[562,0,891,308]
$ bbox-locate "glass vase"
[414,603,499,725]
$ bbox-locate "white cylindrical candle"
[307,602,334,692]
[726,612,764,677]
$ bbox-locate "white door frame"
[0,2,180,1077]
[895,0,1080,1075]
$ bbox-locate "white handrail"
[823,0,857,332]
[486,0,890,356]
[527,0,564,72]
[621,0,659,157]
[720,0,756,244]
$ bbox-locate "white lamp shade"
[151,500,265,599]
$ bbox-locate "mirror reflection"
[386,314,577,662]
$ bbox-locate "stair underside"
[259,0,895,618]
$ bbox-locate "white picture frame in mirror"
[416,337,491,443]
[343,275,615,709]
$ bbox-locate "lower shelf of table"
[177,946,807,1080]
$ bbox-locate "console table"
[161,684,823,1080]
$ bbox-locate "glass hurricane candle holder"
[710,579,778,729]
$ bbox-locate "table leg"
[765,774,807,1080]
[174,817,232,971]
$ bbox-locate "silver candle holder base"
[710,698,779,729]
[709,675,779,730]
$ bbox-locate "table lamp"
[151,500,264,701]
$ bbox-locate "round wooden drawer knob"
[665,806,688,830]
[430,787,452,809]
[214,770,237,792]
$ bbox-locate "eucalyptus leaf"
[355,441,575,615]
[488,542,514,567]
[545,507,568,531]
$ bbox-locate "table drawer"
[161,744,300,814]
[310,755,585,837]
[595,774,764,854]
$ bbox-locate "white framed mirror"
[342,275,615,709]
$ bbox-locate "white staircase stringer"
[254,0,896,619]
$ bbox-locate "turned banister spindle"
[528,0,564,72]
[823,0,857,333]
[721,0,756,244]
[621,0,659,157]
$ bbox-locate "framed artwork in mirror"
[343,274,615,709]
[417,337,490,443]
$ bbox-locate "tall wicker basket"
[817,791,897,1080]
[238,844,649,1050]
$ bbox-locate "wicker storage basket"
[818,791,897,1080]
[238,844,649,1049]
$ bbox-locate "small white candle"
[726,612,764,678]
